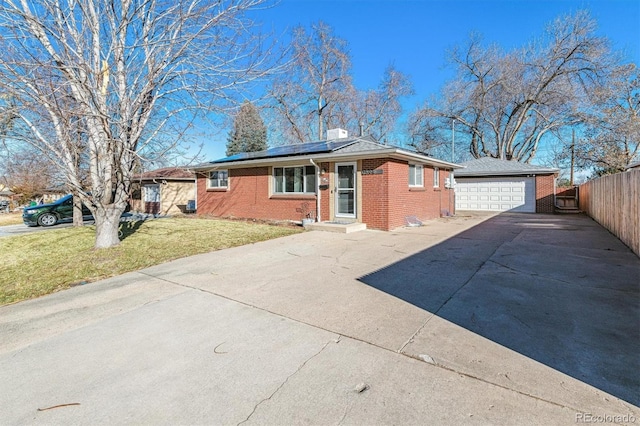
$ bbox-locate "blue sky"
[197,0,640,162]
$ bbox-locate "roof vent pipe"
[359,123,364,137]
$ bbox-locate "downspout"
[310,159,320,222]
[194,172,198,212]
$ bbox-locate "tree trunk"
[72,197,84,227]
[93,206,124,249]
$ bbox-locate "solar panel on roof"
[211,139,356,164]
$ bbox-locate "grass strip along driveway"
[0,217,301,305]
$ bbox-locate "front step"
[306,221,367,233]
[555,207,582,214]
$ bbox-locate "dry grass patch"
[0,217,301,305]
[0,212,24,226]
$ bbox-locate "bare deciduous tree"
[268,21,351,143]
[0,145,59,203]
[346,65,414,142]
[0,0,275,248]
[409,11,614,163]
[575,63,640,174]
[268,22,413,143]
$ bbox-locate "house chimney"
[326,128,348,140]
[359,122,364,136]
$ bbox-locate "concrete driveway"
[0,212,154,238]
[0,222,82,237]
[1,213,638,424]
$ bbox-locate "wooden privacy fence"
[579,170,639,257]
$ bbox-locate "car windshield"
[56,195,73,204]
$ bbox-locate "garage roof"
[455,157,559,176]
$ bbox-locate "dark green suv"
[22,194,93,227]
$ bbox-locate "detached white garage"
[455,158,559,213]
[456,177,536,212]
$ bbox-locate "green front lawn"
[0,217,301,305]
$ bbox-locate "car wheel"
[38,212,58,227]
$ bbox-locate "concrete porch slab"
[306,221,367,233]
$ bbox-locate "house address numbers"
[361,169,383,175]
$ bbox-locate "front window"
[208,170,228,188]
[433,167,440,187]
[273,166,316,194]
[409,164,423,187]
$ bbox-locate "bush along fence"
[579,170,639,257]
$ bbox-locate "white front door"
[335,162,356,218]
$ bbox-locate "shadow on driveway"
[358,213,640,407]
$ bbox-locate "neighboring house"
[0,186,14,211]
[455,157,559,213]
[0,186,14,202]
[41,188,66,203]
[131,167,195,215]
[190,130,462,231]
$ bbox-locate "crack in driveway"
[141,270,599,417]
[397,237,509,354]
[236,338,336,425]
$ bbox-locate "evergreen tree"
[226,101,267,156]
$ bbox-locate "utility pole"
[570,128,575,186]
[452,119,455,162]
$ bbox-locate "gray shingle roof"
[194,135,385,166]
[455,157,559,176]
[332,139,389,153]
[188,134,462,171]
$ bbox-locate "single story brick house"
[454,157,559,213]
[131,167,195,215]
[190,131,462,230]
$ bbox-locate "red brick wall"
[535,174,556,213]
[319,162,331,222]
[361,159,454,231]
[386,160,454,230]
[361,159,390,230]
[196,167,316,222]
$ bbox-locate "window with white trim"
[409,164,423,187]
[433,167,440,187]
[208,170,228,188]
[273,166,316,194]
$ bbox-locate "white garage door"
[456,177,536,212]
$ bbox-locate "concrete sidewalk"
[1,213,638,424]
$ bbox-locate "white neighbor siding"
[456,177,536,212]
